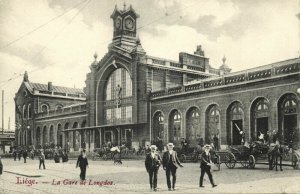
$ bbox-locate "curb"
[4,170,42,178]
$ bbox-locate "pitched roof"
[27,82,84,95]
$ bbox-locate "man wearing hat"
[76,149,88,180]
[145,145,162,191]
[162,143,183,191]
[200,144,217,188]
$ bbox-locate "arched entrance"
[278,93,299,146]
[36,127,41,146]
[42,126,47,146]
[250,98,270,141]
[206,104,220,145]
[227,102,244,145]
[80,121,86,148]
[153,111,164,140]
[72,122,80,151]
[49,125,54,146]
[153,111,164,151]
[57,124,62,147]
[169,110,181,144]
[64,123,70,151]
[186,107,200,146]
[95,129,100,148]
[27,129,32,145]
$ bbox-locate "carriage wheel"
[249,155,256,169]
[225,153,236,169]
[180,154,186,163]
[291,153,299,169]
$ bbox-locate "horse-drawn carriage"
[177,146,202,163]
[215,141,299,170]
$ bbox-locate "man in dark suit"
[200,145,217,188]
[0,155,3,175]
[145,145,161,191]
[39,150,46,170]
[23,149,28,163]
[162,143,183,191]
[76,149,88,180]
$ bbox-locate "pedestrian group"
[145,142,217,192]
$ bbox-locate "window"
[28,104,32,119]
[23,105,27,119]
[55,105,63,111]
[104,67,133,124]
[105,68,132,100]
[125,106,132,120]
[41,104,49,113]
[256,100,268,111]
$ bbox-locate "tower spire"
[23,71,28,82]
[123,1,126,11]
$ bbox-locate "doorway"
[232,120,243,145]
[256,117,269,139]
[283,114,297,144]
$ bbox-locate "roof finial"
[123,1,127,11]
[222,55,226,64]
[93,52,98,61]
[23,71,28,82]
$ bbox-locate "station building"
[15,5,300,151]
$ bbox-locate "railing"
[225,74,246,84]
[203,79,222,88]
[167,86,182,94]
[185,83,203,91]
[35,104,87,118]
[150,61,300,98]
[152,59,166,65]
[34,90,86,99]
[170,62,183,68]
[187,66,205,72]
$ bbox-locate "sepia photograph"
[0,0,300,193]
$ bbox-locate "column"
[69,131,74,152]
[90,130,95,151]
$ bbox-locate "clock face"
[115,18,121,29]
[125,18,135,30]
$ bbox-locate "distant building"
[15,5,300,152]
[0,130,15,153]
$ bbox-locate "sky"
[0,0,299,131]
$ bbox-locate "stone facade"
[15,5,300,152]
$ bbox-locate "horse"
[249,141,285,171]
[267,144,283,171]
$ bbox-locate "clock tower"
[110,4,141,51]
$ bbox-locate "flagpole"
[2,90,4,134]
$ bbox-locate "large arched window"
[169,110,181,143]
[153,112,164,139]
[105,68,132,100]
[104,68,133,124]
[227,102,244,145]
[206,105,220,143]
[186,107,200,144]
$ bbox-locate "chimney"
[48,82,53,91]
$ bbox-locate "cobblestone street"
[0,158,299,194]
